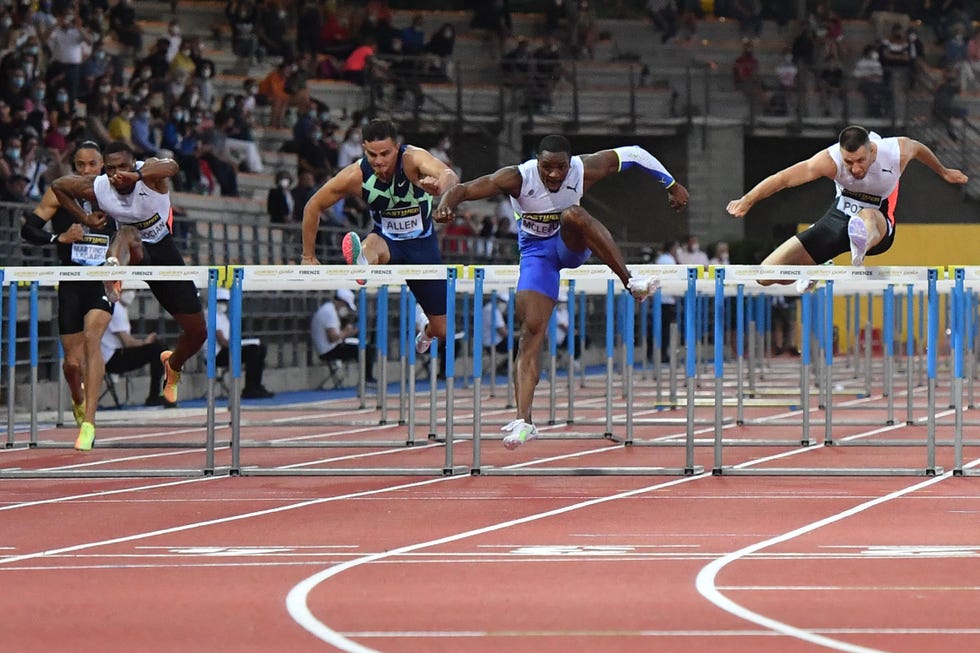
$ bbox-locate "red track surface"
[2,367,979,652]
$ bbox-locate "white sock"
[356,253,368,265]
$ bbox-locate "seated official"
[101,290,171,407]
[311,289,375,383]
[212,288,275,399]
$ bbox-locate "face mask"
[7,148,20,160]
[201,69,212,78]
[12,77,24,89]
[278,178,290,188]
[124,112,134,120]
[225,99,236,109]
[311,130,322,140]
[869,51,879,61]
[98,85,110,93]
[63,14,74,23]
[0,18,11,28]
[137,88,149,99]
[95,51,106,60]
[174,110,185,121]
[784,54,793,63]
[170,26,180,36]
[56,92,67,103]
[319,111,330,122]
[278,9,286,18]
[246,86,257,95]
[57,125,70,135]
[181,50,191,57]
[35,89,44,100]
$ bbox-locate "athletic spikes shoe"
[501,419,538,450]
[104,256,123,303]
[72,399,86,427]
[627,275,659,301]
[74,421,95,451]
[416,329,434,354]
[847,216,869,267]
[160,350,181,405]
[341,232,367,285]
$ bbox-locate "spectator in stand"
[770,295,799,356]
[229,0,263,63]
[258,58,297,129]
[733,40,766,111]
[647,0,679,44]
[342,37,385,88]
[675,234,709,266]
[501,35,532,95]
[442,210,477,256]
[650,239,680,363]
[257,0,291,59]
[130,103,157,159]
[292,171,317,223]
[197,114,241,196]
[471,0,513,47]
[161,104,202,192]
[215,93,262,173]
[772,47,799,116]
[853,44,889,118]
[165,18,182,62]
[295,0,321,56]
[531,35,565,111]
[482,290,510,371]
[336,124,363,169]
[46,8,94,108]
[401,13,426,56]
[879,22,912,87]
[732,0,763,41]
[107,101,136,150]
[477,214,496,257]
[424,22,456,81]
[427,133,461,179]
[572,0,599,60]
[267,169,296,223]
[317,5,357,59]
[933,65,968,140]
[107,0,141,59]
[170,41,197,79]
[296,122,336,184]
[862,0,910,41]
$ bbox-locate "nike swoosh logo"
[396,180,408,188]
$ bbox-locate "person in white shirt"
[46,9,93,107]
[212,289,274,399]
[650,239,680,363]
[101,290,170,407]
[310,289,375,383]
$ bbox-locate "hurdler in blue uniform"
[301,119,460,353]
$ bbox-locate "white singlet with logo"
[510,156,585,239]
[93,168,172,243]
[827,133,901,213]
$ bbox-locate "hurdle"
[223,264,469,477]
[0,265,222,478]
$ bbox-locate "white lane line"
[694,457,980,653]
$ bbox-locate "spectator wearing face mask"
[2,67,28,108]
[107,101,137,149]
[165,18,183,62]
[258,58,298,129]
[296,121,335,183]
[130,103,157,159]
[212,288,275,399]
[101,290,173,408]
[311,289,376,384]
[427,133,461,179]
[107,0,142,57]
[267,170,296,223]
[853,44,889,118]
[79,43,112,104]
[675,234,709,266]
[46,9,93,108]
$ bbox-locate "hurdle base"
[475,465,705,476]
[716,466,944,477]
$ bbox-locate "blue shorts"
[517,234,591,301]
[375,229,447,317]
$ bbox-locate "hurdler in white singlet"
[510,156,585,241]
[93,169,172,244]
[826,133,901,215]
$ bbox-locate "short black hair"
[361,119,399,143]
[537,134,571,156]
[104,141,134,158]
[838,125,869,152]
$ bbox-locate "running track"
[2,371,979,652]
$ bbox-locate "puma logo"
[566,183,578,192]
[881,168,893,174]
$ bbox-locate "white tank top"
[93,168,172,244]
[510,156,585,239]
[826,133,901,213]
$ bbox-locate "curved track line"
[694,457,980,653]
[285,474,706,652]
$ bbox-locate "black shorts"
[141,235,203,316]
[796,202,896,265]
[57,280,112,335]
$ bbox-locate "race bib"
[70,233,110,266]
[380,207,423,240]
[519,212,561,238]
[132,213,170,244]
[835,189,882,215]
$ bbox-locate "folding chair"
[316,359,346,390]
[100,373,131,408]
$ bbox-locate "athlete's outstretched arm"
[726,150,836,218]
[582,146,689,210]
[433,166,522,223]
[51,175,104,228]
[899,137,969,185]
[300,164,362,264]
[404,146,459,197]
